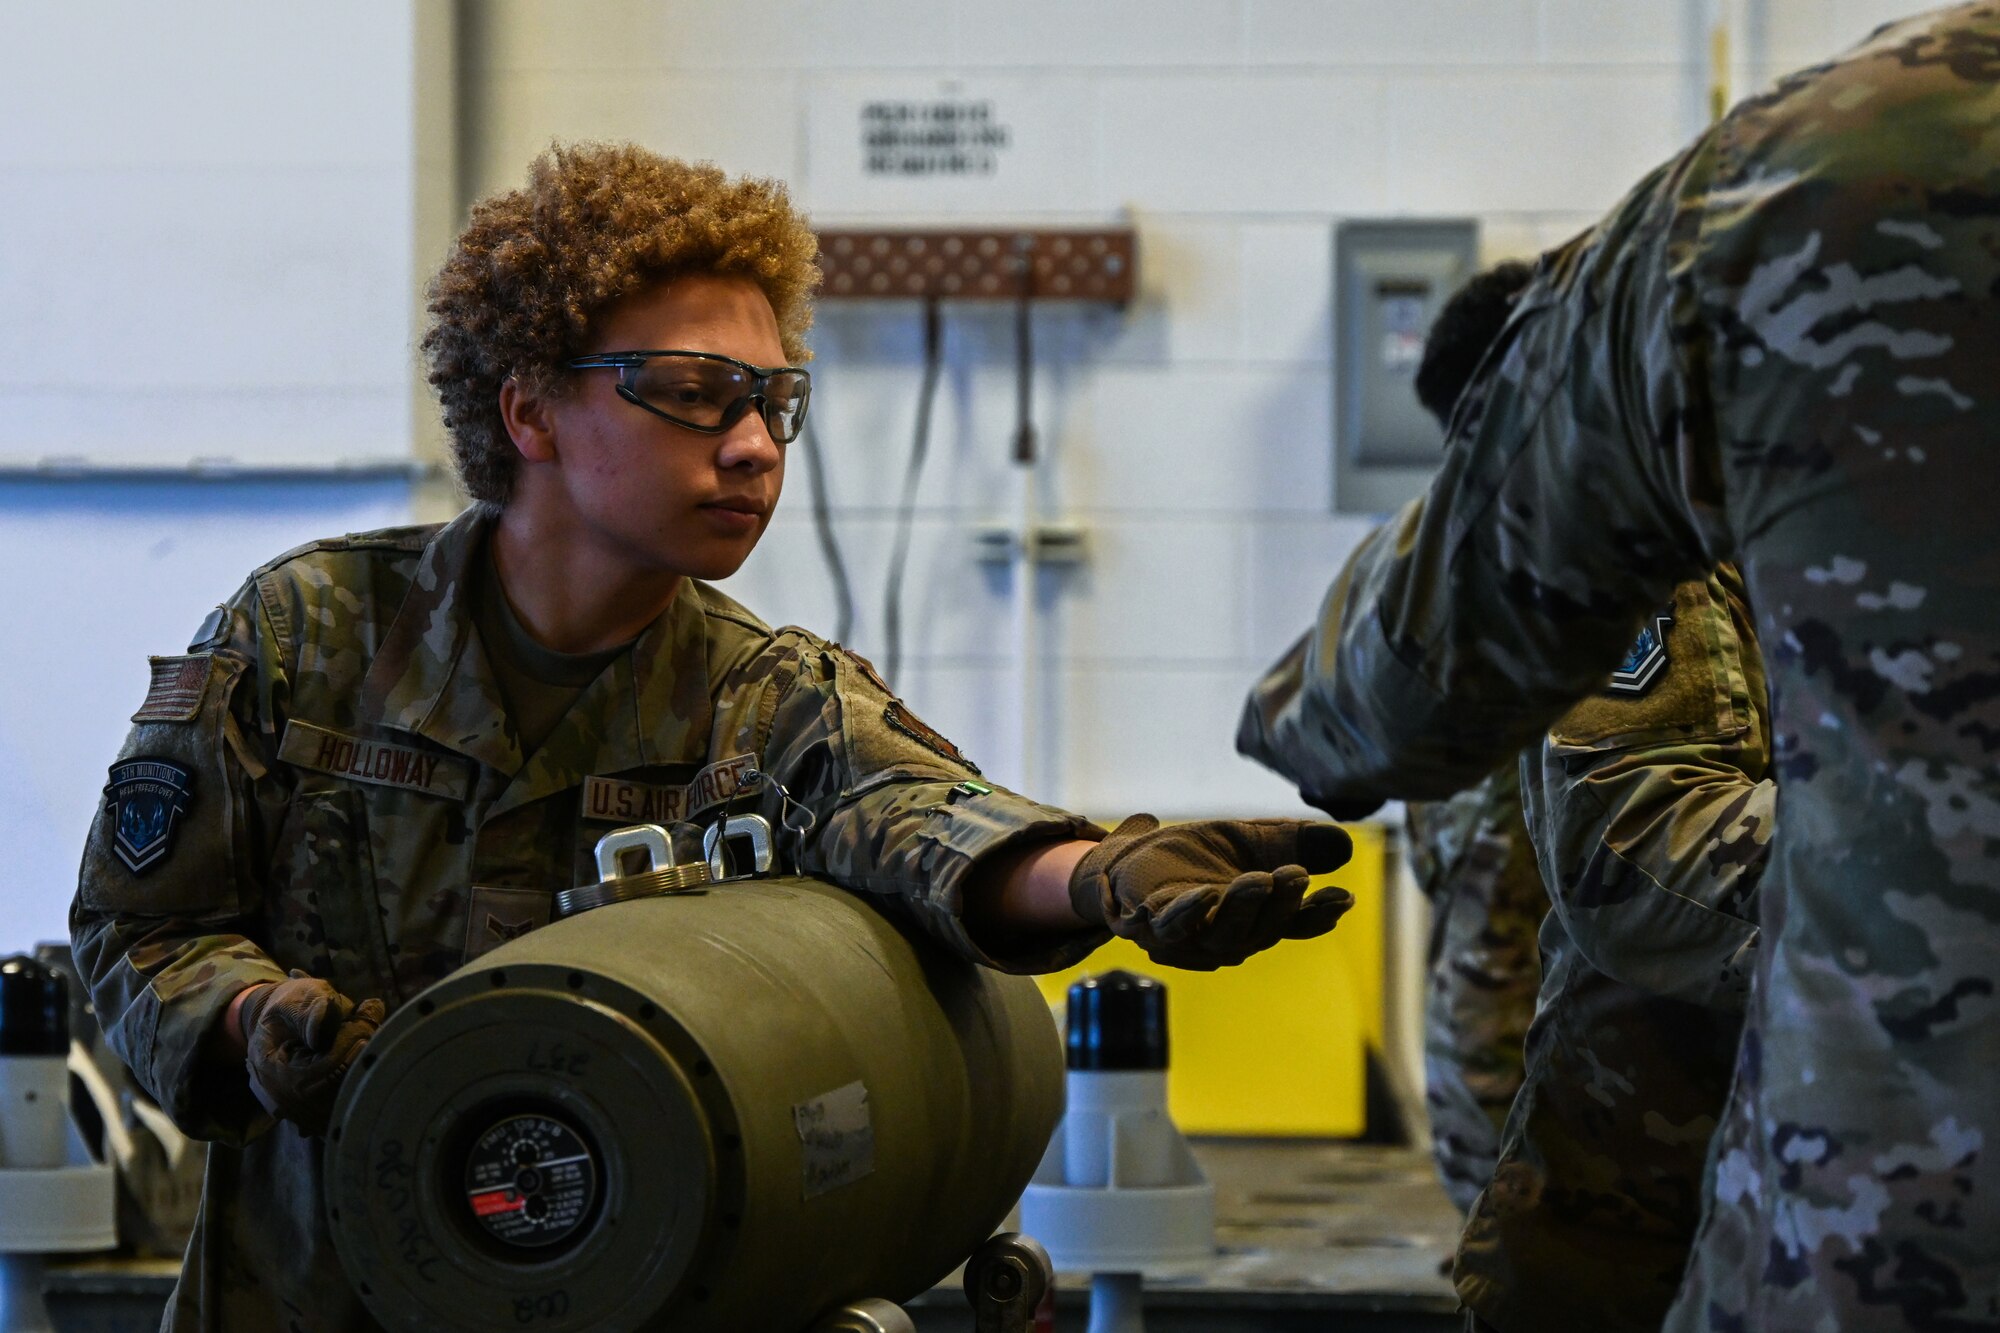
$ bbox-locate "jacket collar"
[358,507,716,808]
[486,583,714,819]
[358,507,515,770]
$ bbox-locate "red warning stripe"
[469,1190,524,1217]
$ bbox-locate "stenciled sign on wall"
[807,78,1091,213]
[861,96,1011,178]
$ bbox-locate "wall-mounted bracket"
[817,229,1136,304]
[973,523,1089,567]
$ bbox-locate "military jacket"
[1403,772,1544,1214]
[1455,566,1770,1332]
[1254,504,1546,1214]
[70,508,1101,1332]
[1241,8,2000,1327]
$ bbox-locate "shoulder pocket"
[833,652,975,780]
[79,655,254,918]
[1548,575,1750,755]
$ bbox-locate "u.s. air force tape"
[579,754,756,824]
[278,720,472,800]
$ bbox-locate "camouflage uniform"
[1455,565,1771,1331]
[70,507,1104,1332]
[1258,496,1544,1213]
[1403,773,1545,1214]
[1241,7,2000,1327]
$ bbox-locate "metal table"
[46,1142,1463,1332]
[915,1140,1463,1332]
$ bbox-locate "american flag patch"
[133,654,213,723]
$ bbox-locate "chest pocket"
[268,788,399,1005]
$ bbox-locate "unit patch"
[278,720,472,800]
[883,702,978,773]
[1606,606,1675,696]
[580,754,757,824]
[103,758,195,875]
[133,655,213,723]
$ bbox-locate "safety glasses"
[566,350,812,444]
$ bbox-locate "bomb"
[326,874,1063,1332]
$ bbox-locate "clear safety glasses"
[566,350,812,444]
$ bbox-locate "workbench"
[46,1141,1463,1332]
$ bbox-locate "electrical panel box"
[1332,219,1481,514]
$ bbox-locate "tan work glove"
[1070,816,1355,971]
[240,971,385,1136]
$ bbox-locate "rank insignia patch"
[845,649,894,697]
[132,655,212,723]
[103,758,195,875]
[1606,606,1675,696]
[883,702,979,773]
[463,885,552,962]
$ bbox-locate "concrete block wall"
[0,0,1933,943]
[0,1,435,943]
[461,0,1923,817]
[0,480,417,941]
[0,2,425,467]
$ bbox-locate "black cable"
[1013,240,1037,465]
[882,298,944,691]
[797,415,855,645]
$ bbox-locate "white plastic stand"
[1019,1068,1215,1333]
[0,1052,117,1333]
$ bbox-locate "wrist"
[965,837,1096,948]
[227,983,274,1055]
[1067,813,1160,929]
[1013,838,1096,931]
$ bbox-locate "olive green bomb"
[326,877,1063,1331]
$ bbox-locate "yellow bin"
[1035,822,1384,1137]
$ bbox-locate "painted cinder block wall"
[0,0,1926,941]
[456,0,1920,811]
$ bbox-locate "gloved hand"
[1303,791,1385,823]
[240,971,385,1136]
[1069,816,1356,971]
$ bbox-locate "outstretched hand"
[1069,815,1356,970]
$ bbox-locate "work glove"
[1069,816,1356,971]
[1303,791,1385,823]
[240,971,385,1136]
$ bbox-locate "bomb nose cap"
[0,954,68,1056]
[1065,969,1167,1071]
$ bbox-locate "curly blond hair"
[423,142,819,504]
